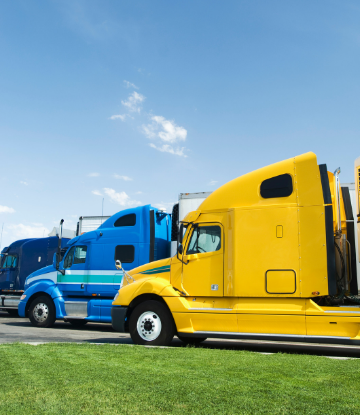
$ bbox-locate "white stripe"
[65,270,124,275]
[26,272,57,284]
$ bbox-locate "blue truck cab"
[0,237,69,315]
[18,205,171,327]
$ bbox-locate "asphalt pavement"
[1,310,360,359]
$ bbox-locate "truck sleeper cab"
[0,237,70,315]
[111,152,360,346]
[18,205,171,328]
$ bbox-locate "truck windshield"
[1,255,18,269]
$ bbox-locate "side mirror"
[53,252,58,270]
[177,244,183,255]
[115,259,122,270]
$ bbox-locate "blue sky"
[0,0,359,247]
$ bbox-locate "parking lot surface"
[1,310,360,358]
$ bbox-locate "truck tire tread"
[28,295,56,328]
[129,300,175,346]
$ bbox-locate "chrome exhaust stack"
[333,168,348,293]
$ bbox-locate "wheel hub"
[33,303,49,323]
[137,311,162,341]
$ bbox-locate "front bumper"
[111,306,128,332]
[0,295,20,309]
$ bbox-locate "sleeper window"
[114,214,136,227]
[260,174,293,199]
[115,245,135,263]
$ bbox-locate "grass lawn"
[0,343,359,414]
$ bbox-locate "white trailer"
[343,182,360,291]
[77,216,111,236]
[170,192,212,256]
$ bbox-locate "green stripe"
[57,275,123,284]
[140,265,170,275]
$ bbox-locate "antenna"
[0,223,3,252]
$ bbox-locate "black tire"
[6,309,18,317]
[28,295,56,328]
[177,335,207,345]
[68,319,87,327]
[129,300,175,346]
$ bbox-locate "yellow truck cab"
[112,152,360,346]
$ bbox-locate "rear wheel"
[129,300,175,346]
[28,296,56,328]
[6,309,18,317]
[68,319,87,327]
[177,335,207,345]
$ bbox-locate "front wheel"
[28,296,56,328]
[129,300,175,346]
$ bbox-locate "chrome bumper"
[0,295,20,309]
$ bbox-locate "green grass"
[0,343,360,414]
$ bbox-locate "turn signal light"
[312,291,320,296]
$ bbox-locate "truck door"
[182,223,224,297]
[59,245,88,292]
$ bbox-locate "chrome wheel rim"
[33,303,49,323]
[137,311,162,341]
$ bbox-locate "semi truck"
[0,237,71,315]
[111,152,360,346]
[18,205,171,327]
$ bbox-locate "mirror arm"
[177,221,193,265]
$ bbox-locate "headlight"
[20,294,26,301]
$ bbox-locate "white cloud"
[109,114,127,121]
[142,115,188,157]
[209,180,218,186]
[88,172,100,177]
[123,80,139,89]
[121,91,145,113]
[92,190,103,196]
[103,188,141,207]
[134,191,143,195]
[143,116,187,143]
[114,174,132,181]
[153,202,175,212]
[20,181,28,186]
[7,224,50,240]
[149,143,186,157]
[0,206,15,214]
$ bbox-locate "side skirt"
[178,331,360,345]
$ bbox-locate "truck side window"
[186,226,221,255]
[260,174,293,198]
[114,214,136,227]
[63,247,75,269]
[1,255,17,269]
[114,245,135,263]
[73,246,87,264]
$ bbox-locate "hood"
[26,265,55,281]
[128,258,171,278]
